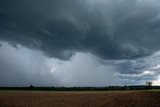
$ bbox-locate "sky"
[0,0,160,86]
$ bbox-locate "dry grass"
[0,91,160,107]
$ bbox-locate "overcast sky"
[0,0,160,86]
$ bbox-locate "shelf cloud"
[1,0,160,60]
[1,0,160,86]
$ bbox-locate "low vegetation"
[0,85,160,91]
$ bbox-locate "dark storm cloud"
[112,50,160,85]
[1,0,160,60]
[0,42,121,86]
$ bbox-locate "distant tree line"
[0,85,159,91]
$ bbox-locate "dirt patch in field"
[0,91,160,107]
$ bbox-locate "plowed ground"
[0,91,160,107]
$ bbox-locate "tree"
[146,81,152,89]
[29,85,34,89]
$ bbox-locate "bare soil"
[0,91,160,107]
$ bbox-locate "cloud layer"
[0,42,121,86]
[1,0,160,60]
[1,0,160,86]
[0,41,160,86]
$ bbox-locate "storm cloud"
[0,42,120,86]
[1,0,160,60]
[1,0,160,86]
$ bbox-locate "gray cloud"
[1,0,160,60]
[0,42,59,86]
[0,42,121,87]
[1,0,160,86]
[112,50,160,85]
[1,41,160,86]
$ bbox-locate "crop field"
[0,91,160,107]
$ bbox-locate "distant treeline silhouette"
[0,85,160,91]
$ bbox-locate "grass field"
[0,91,160,107]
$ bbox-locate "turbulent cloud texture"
[0,42,120,86]
[1,0,160,60]
[1,0,160,86]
